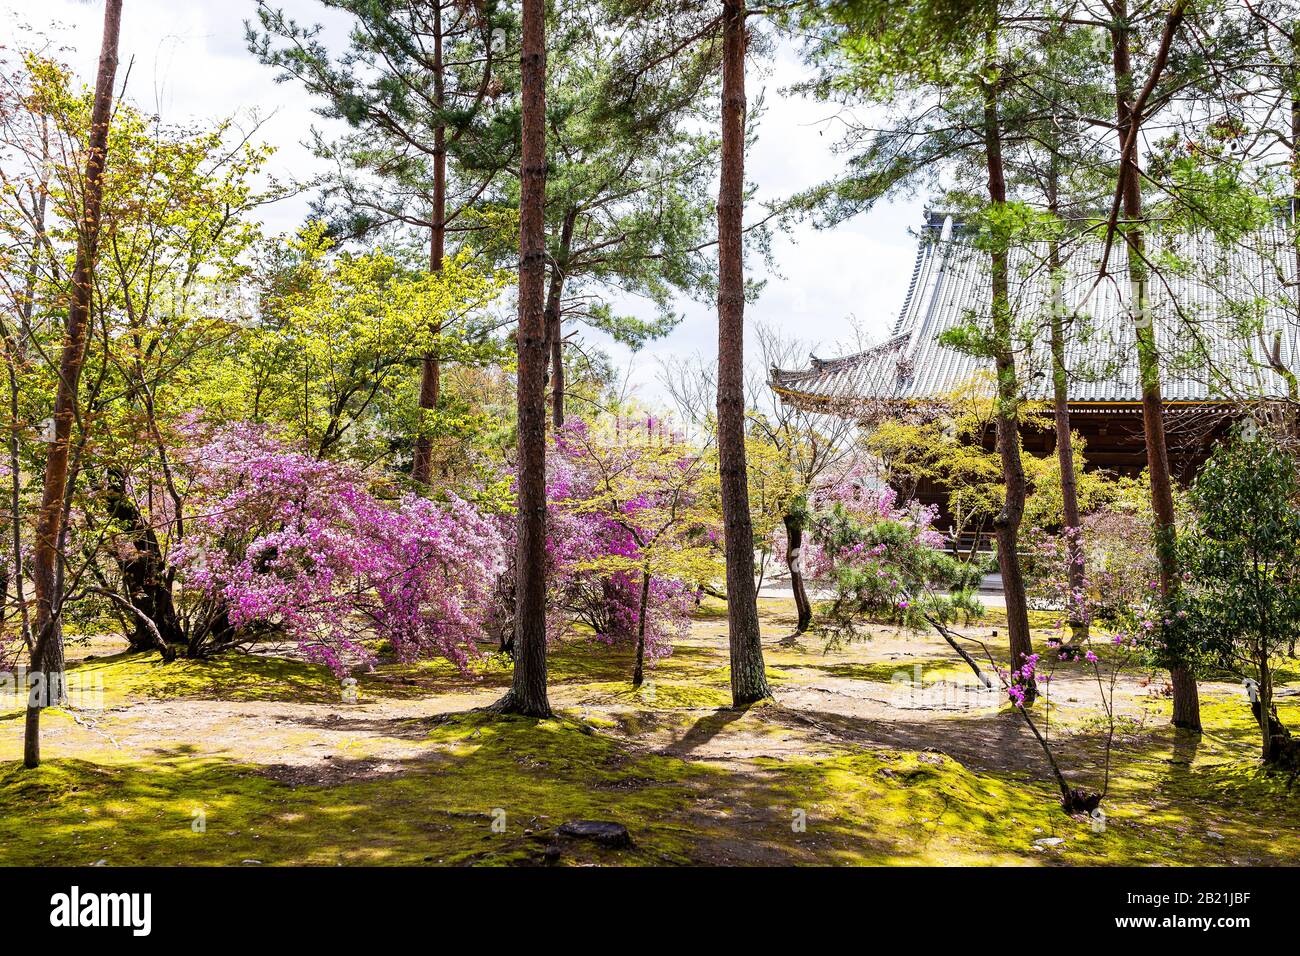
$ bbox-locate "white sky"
[3,0,927,407]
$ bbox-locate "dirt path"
[4,609,1245,784]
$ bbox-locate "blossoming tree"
[164,423,505,675]
[550,417,722,685]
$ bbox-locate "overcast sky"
[3,0,927,407]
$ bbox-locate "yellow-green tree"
[205,224,507,467]
[866,374,1114,555]
[556,417,722,686]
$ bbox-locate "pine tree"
[498,0,552,718]
[248,0,512,483]
[717,0,771,705]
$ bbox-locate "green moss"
[7,697,1300,865]
[0,714,713,866]
[6,595,1299,866]
[754,731,1300,865]
[578,681,735,709]
[0,652,344,716]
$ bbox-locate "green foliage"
[246,0,515,244]
[470,1,724,360]
[866,375,1119,545]
[205,224,507,461]
[808,0,1000,96]
[1181,431,1300,690]
[811,500,989,648]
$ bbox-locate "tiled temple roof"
[770,212,1300,415]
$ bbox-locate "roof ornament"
[940,214,954,242]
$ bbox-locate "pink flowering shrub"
[765,466,948,591]
[483,436,599,652]
[570,572,696,665]
[988,503,1158,812]
[979,624,1142,813]
[542,417,719,674]
[173,423,504,674]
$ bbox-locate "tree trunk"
[1110,2,1200,731]
[718,0,771,707]
[1258,660,1277,764]
[547,284,563,428]
[546,211,576,429]
[981,69,1036,703]
[412,3,447,486]
[784,512,812,632]
[1292,30,1299,320]
[24,0,123,769]
[102,472,183,654]
[498,0,551,718]
[632,569,651,687]
[1046,169,1087,643]
[1289,34,1300,420]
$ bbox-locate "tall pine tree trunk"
[412,3,447,486]
[25,0,123,768]
[718,0,771,706]
[499,0,552,718]
[1047,167,1087,643]
[1110,1,1200,730]
[1291,29,1300,402]
[981,68,1035,702]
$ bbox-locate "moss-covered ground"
[2,598,1298,866]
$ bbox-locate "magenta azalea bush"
[545,418,716,669]
[173,423,505,674]
[1023,506,1165,642]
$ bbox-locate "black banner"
[0,866,1289,943]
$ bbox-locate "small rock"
[1207,831,1224,841]
[1033,837,1065,847]
[543,845,562,864]
[556,820,632,848]
[241,859,263,865]
[91,859,107,866]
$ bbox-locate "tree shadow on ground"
[770,703,1047,777]
[664,704,760,756]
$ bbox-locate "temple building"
[769,211,1300,539]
